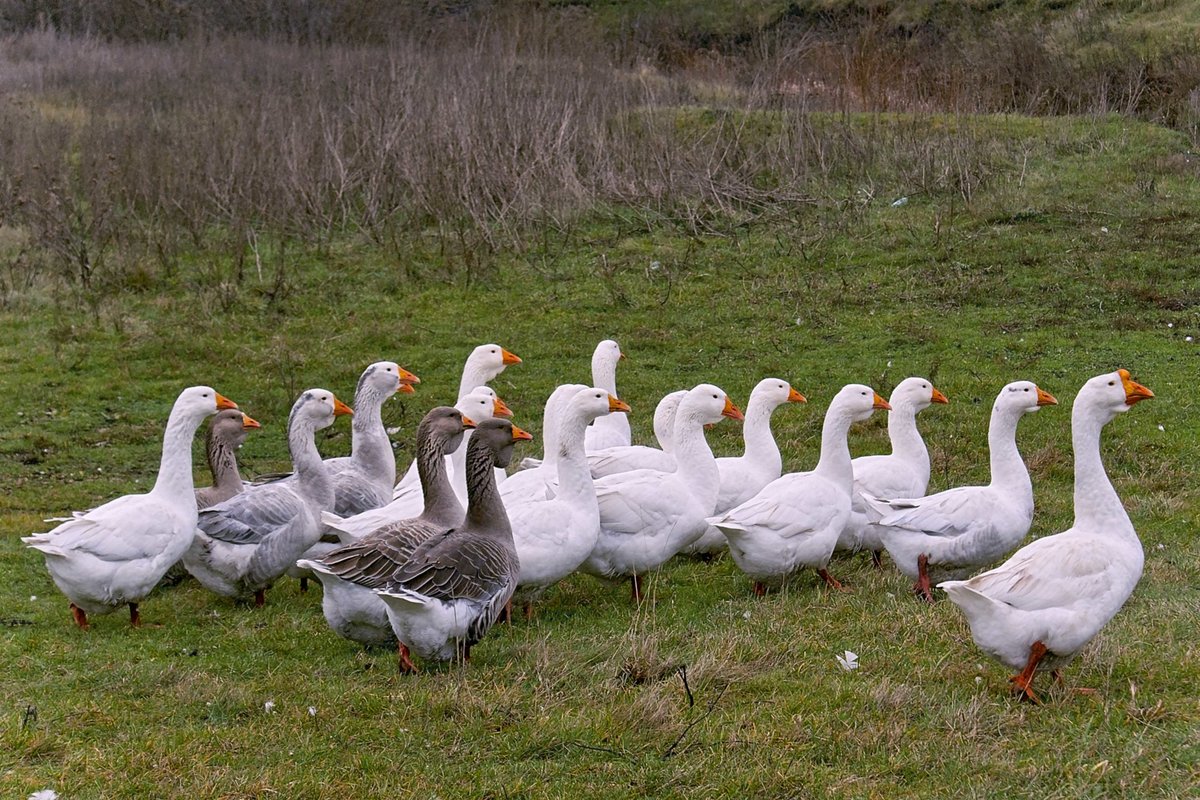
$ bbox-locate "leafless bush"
[0,2,1196,295]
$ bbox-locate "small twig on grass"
[677,664,694,707]
[662,683,728,759]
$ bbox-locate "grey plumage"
[376,418,524,657]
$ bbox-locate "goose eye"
[1108,381,1115,386]
[1024,388,1029,392]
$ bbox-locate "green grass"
[2,113,1199,798]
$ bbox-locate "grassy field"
[1,113,1198,798]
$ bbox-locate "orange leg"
[1009,640,1049,704]
[254,589,266,608]
[128,603,141,627]
[870,550,884,570]
[913,554,934,603]
[502,599,513,625]
[70,603,89,630]
[817,568,844,591]
[523,601,535,621]
[397,642,418,674]
[753,581,767,597]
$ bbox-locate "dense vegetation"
[1,2,1198,798]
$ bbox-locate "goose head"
[471,418,534,469]
[570,386,632,425]
[359,361,420,399]
[830,384,891,423]
[468,343,522,375]
[466,385,512,418]
[1076,369,1154,422]
[749,378,807,411]
[456,390,498,431]
[592,339,625,370]
[419,406,475,456]
[209,408,259,451]
[174,385,238,423]
[994,381,1057,416]
[289,388,352,432]
[890,376,949,412]
[678,383,744,427]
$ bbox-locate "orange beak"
[215,393,238,411]
[398,384,416,395]
[872,393,892,411]
[493,397,513,418]
[501,348,522,366]
[461,415,477,429]
[333,397,354,417]
[241,413,261,430]
[511,424,534,442]
[398,367,420,386]
[1035,387,1058,407]
[1118,369,1154,405]
[608,395,631,413]
[619,351,627,361]
[931,387,949,404]
[721,397,745,421]
[787,387,807,404]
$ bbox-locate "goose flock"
[23,340,1154,703]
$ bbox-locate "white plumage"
[940,369,1153,702]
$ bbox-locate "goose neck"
[289,419,332,506]
[886,405,930,475]
[813,408,854,485]
[592,357,617,396]
[417,432,464,528]
[672,411,721,507]
[350,385,395,485]
[206,433,242,494]
[554,412,597,505]
[463,445,510,536]
[152,409,206,501]
[458,362,494,401]
[1071,405,1130,533]
[741,396,782,472]
[987,406,1031,494]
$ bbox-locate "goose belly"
[314,572,394,647]
[182,534,257,598]
[380,594,485,661]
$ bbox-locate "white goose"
[322,361,418,516]
[509,388,630,615]
[685,378,807,555]
[583,339,631,452]
[391,341,519,495]
[582,384,743,601]
[586,390,687,478]
[500,384,588,505]
[871,381,1057,601]
[183,389,352,605]
[835,377,949,561]
[286,362,417,590]
[709,384,888,594]
[24,386,238,628]
[940,370,1153,703]
[325,390,500,541]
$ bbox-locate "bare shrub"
[0,2,1196,295]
